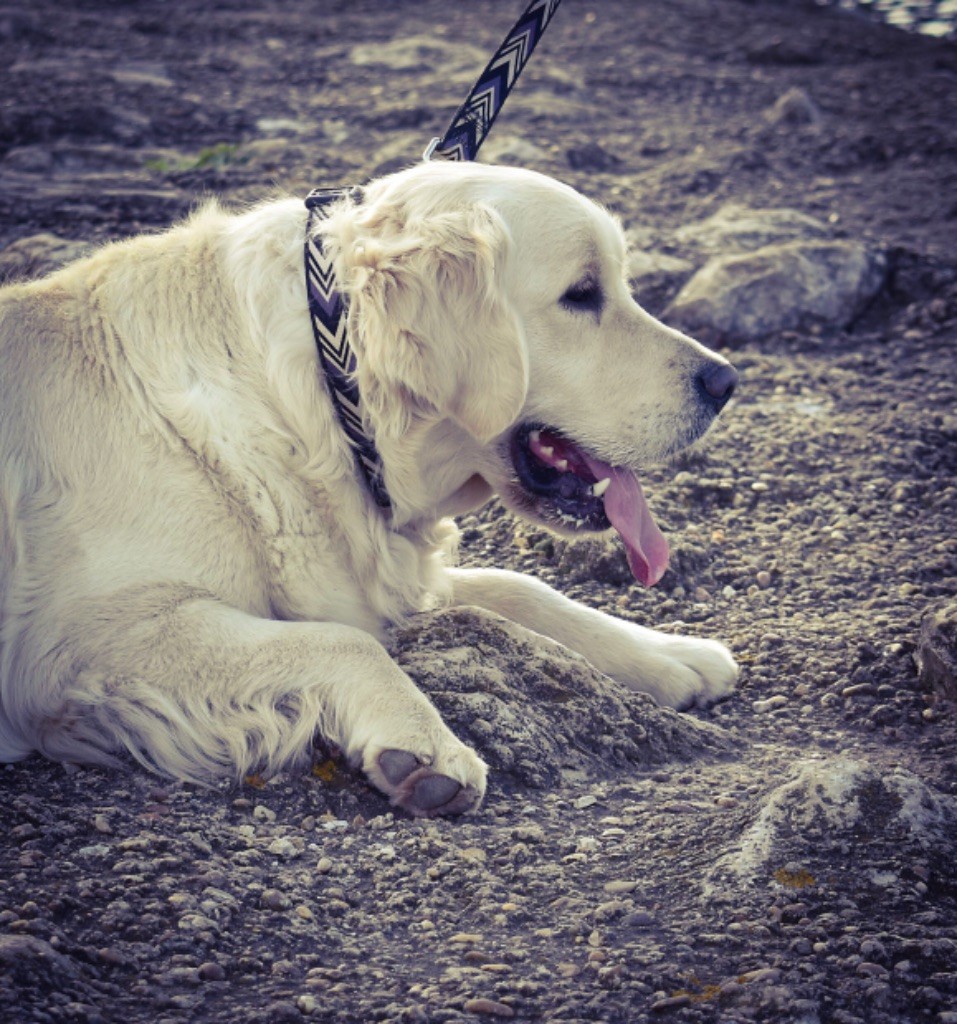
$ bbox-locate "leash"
[305,0,565,509]
[425,0,563,162]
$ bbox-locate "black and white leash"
[425,0,563,162]
[304,0,564,509]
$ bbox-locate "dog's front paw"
[620,634,739,710]
[363,736,487,818]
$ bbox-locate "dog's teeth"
[529,430,541,444]
[592,477,611,498]
[555,459,568,471]
[540,445,554,458]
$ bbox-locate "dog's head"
[323,161,736,584]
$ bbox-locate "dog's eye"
[561,279,603,314]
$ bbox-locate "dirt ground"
[1,1,955,1022]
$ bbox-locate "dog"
[0,160,738,816]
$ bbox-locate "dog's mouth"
[508,424,669,586]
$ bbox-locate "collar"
[302,1,564,509]
[304,186,391,510]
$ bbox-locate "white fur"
[0,161,737,816]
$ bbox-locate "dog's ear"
[342,203,528,444]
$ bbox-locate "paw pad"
[374,748,480,818]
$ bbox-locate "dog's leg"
[448,568,737,708]
[34,590,486,817]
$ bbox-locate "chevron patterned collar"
[302,1,564,509]
[304,186,391,510]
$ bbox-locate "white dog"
[0,160,738,816]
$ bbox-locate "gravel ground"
[1,1,956,1022]
[817,0,957,38]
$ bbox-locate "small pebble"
[857,961,890,979]
[603,880,638,894]
[462,998,515,1018]
[267,837,301,860]
[651,995,692,1012]
[622,910,656,928]
[297,994,318,1015]
[739,967,781,984]
[753,695,789,713]
[261,889,290,911]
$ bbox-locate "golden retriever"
[0,160,738,816]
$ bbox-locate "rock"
[0,935,82,985]
[482,135,551,167]
[554,536,633,586]
[753,695,789,713]
[462,998,515,1018]
[255,117,309,135]
[664,240,887,343]
[914,601,957,700]
[651,994,692,1011]
[764,87,823,129]
[389,608,733,788]
[594,899,630,922]
[178,913,219,933]
[566,141,621,172]
[266,1001,302,1024]
[261,889,290,911]
[0,232,93,281]
[109,61,174,89]
[77,843,112,859]
[296,994,318,1015]
[627,248,695,312]
[706,759,957,888]
[627,249,694,283]
[672,202,833,255]
[349,35,486,77]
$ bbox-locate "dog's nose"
[696,361,738,412]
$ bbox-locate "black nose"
[696,361,738,412]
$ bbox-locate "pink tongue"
[582,454,670,586]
